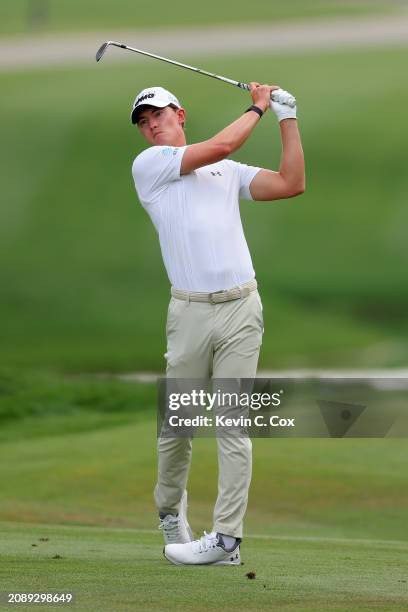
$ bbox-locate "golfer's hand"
[270,88,297,122]
[249,82,279,114]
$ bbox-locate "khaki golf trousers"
[154,286,263,538]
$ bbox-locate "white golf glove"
[270,88,297,122]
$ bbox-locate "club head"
[96,42,109,62]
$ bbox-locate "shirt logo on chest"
[210,171,222,176]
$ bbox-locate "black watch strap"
[245,105,264,118]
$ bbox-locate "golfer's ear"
[177,108,186,125]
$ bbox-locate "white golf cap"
[131,86,182,124]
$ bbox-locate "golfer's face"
[137,106,182,145]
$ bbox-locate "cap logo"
[135,92,155,107]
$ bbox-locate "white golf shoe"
[158,490,193,545]
[164,531,241,566]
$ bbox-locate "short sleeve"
[233,161,262,201]
[132,145,187,205]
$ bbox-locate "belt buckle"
[209,290,226,304]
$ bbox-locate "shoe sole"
[163,548,241,566]
[208,559,241,566]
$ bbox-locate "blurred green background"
[0,0,401,36]
[1,46,408,372]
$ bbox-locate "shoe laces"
[158,515,180,543]
[196,531,219,554]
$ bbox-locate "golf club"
[96,40,296,108]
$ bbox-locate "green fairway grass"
[0,397,407,611]
[0,0,400,37]
[1,47,408,371]
[1,399,407,540]
[1,523,407,611]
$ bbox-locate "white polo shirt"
[132,145,261,292]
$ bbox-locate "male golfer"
[131,82,305,565]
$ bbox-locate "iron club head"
[96,42,109,62]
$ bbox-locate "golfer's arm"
[249,119,305,201]
[180,111,261,175]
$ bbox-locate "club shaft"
[108,41,246,88]
[99,41,296,107]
